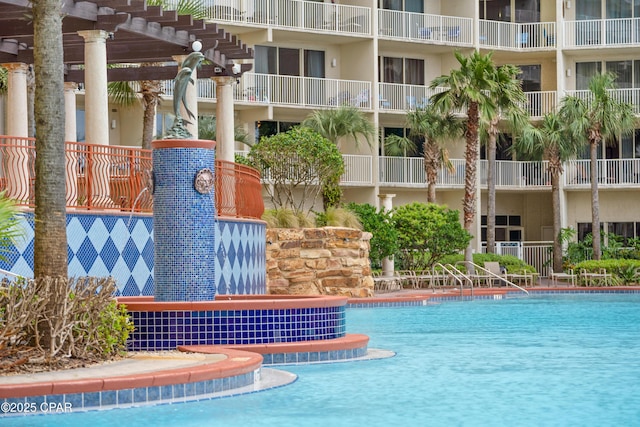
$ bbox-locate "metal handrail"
[434,262,473,298]
[458,261,530,295]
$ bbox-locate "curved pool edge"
[348,286,640,307]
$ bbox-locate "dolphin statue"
[172,51,205,124]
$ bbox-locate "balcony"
[342,154,374,186]
[564,18,640,48]
[195,0,371,36]
[378,9,473,46]
[479,20,556,50]
[564,159,640,188]
[240,153,640,190]
[379,83,556,117]
[523,91,557,118]
[162,74,372,110]
[564,89,640,114]
[379,157,552,189]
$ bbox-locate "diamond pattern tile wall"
[0,213,266,297]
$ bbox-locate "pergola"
[0,0,253,80]
[0,0,253,161]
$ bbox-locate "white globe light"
[192,41,202,52]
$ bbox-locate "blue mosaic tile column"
[151,140,216,301]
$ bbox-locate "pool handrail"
[457,261,530,295]
[434,262,473,298]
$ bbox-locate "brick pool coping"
[0,347,262,400]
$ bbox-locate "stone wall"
[266,227,375,298]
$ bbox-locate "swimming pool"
[6,293,640,426]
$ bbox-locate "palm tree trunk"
[424,143,438,203]
[486,124,498,254]
[141,80,162,150]
[589,140,601,260]
[463,103,480,265]
[550,168,563,273]
[33,0,68,279]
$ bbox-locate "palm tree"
[301,105,375,150]
[301,105,375,208]
[198,115,252,147]
[512,113,582,273]
[405,104,462,203]
[559,72,636,260]
[32,0,68,278]
[429,51,501,265]
[482,63,529,254]
[108,0,207,149]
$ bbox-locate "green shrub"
[347,203,398,270]
[439,253,537,274]
[392,202,471,271]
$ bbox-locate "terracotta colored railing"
[215,159,264,219]
[0,136,264,219]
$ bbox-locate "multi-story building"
[29,1,640,269]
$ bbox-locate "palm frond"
[108,81,138,106]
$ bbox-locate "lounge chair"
[483,262,508,287]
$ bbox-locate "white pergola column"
[212,76,236,163]
[2,62,29,137]
[78,30,109,146]
[173,55,199,138]
[1,62,30,201]
[64,82,78,206]
[378,193,396,276]
[78,30,111,206]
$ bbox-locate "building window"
[254,46,325,77]
[379,57,425,85]
[481,215,523,242]
[381,127,423,156]
[255,121,299,141]
[608,222,635,245]
[380,0,423,13]
[479,0,540,22]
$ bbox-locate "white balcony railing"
[379,157,466,186]
[524,91,557,117]
[479,20,556,50]
[379,157,555,188]
[161,74,372,109]
[480,160,550,187]
[378,83,446,111]
[379,83,556,117]
[564,159,640,187]
[236,73,372,108]
[565,18,640,48]
[197,0,371,36]
[242,153,640,189]
[378,10,473,46]
[379,158,640,189]
[564,88,640,114]
[342,154,373,185]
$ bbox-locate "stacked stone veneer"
[266,227,374,297]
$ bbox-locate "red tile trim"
[151,139,216,150]
[0,348,261,399]
[117,295,348,311]
[180,333,369,355]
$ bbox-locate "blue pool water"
[6,293,640,426]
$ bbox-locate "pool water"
[6,294,640,426]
